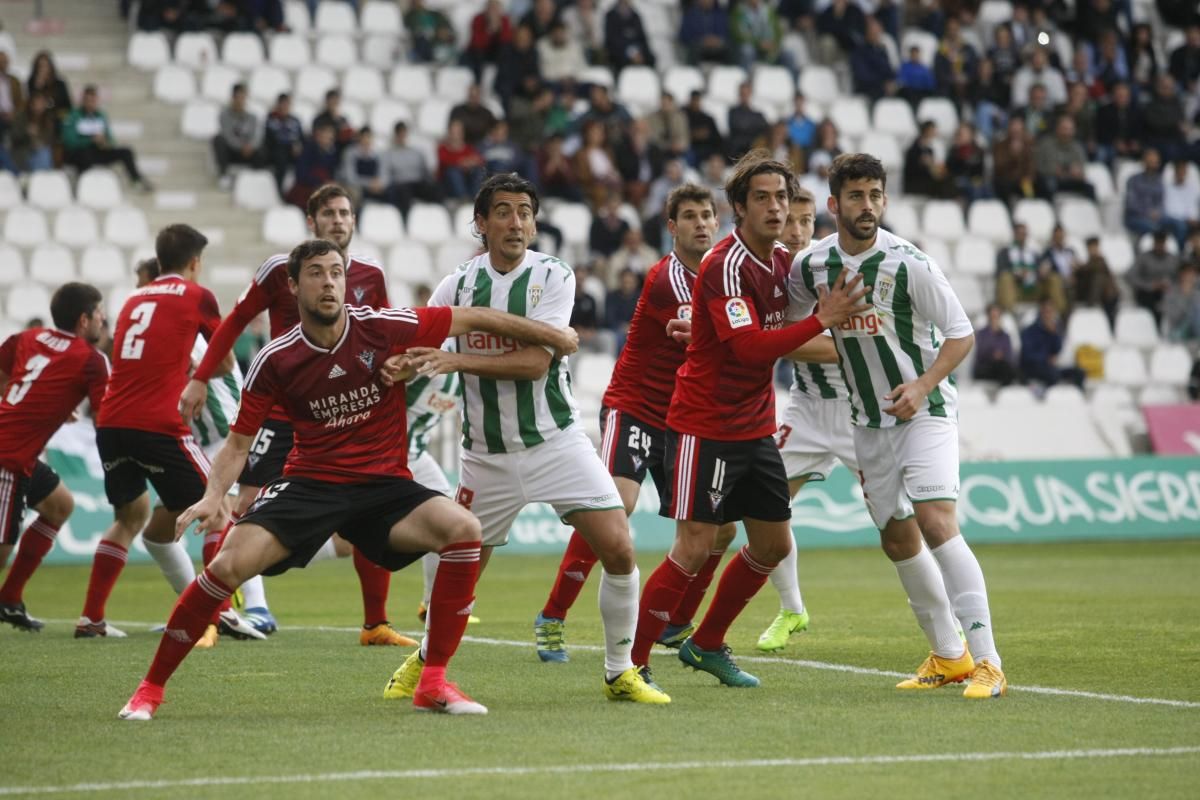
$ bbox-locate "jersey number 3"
[120,301,157,361]
[5,354,51,405]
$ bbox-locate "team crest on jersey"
[725,298,752,329]
[529,284,543,307]
[357,350,376,371]
[874,276,894,305]
[352,287,366,304]
[676,303,692,321]
[708,489,725,512]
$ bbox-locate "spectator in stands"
[437,119,486,200]
[1095,81,1142,166]
[851,16,898,101]
[213,83,262,190]
[967,57,1008,140]
[26,51,71,123]
[903,121,954,198]
[465,0,513,84]
[727,81,769,160]
[816,0,866,60]
[700,151,734,233]
[1041,224,1081,289]
[1016,83,1053,139]
[946,121,988,203]
[521,0,561,42]
[1034,115,1096,200]
[1012,47,1067,109]
[643,157,686,245]
[973,303,1017,386]
[573,118,622,206]
[1162,263,1200,343]
[897,45,936,108]
[759,121,804,175]
[1163,158,1200,249]
[405,0,457,65]
[605,227,659,288]
[590,197,630,265]
[933,16,977,110]
[287,121,338,208]
[1092,29,1132,91]
[680,0,730,65]
[1075,236,1120,327]
[1124,148,1166,237]
[732,0,793,74]
[580,84,632,149]
[992,115,1038,204]
[562,0,604,65]
[1141,73,1187,162]
[546,85,581,138]
[1129,230,1181,326]
[10,92,57,171]
[536,133,581,202]
[0,50,25,142]
[495,23,541,109]
[1167,23,1200,94]
[987,23,1020,107]
[480,119,528,177]
[312,89,355,158]
[785,92,817,150]
[1060,82,1097,161]
[449,84,498,148]
[570,264,616,356]
[605,267,642,352]
[604,0,655,74]
[340,126,389,208]
[538,20,586,91]
[684,90,723,165]
[645,92,689,161]
[1064,46,1100,95]
[263,92,303,194]
[507,78,549,152]
[615,118,665,209]
[1126,23,1162,97]
[61,85,152,191]
[809,120,841,171]
[1021,300,1085,389]
[382,121,441,220]
[996,222,1066,313]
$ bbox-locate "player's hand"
[666,317,692,344]
[175,494,228,539]
[379,354,416,386]
[179,379,208,422]
[882,381,928,421]
[553,327,579,359]
[407,346,460,377]
[815,271,871,328]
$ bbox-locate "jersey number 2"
[5,354,51,405]
[120,302,157,360]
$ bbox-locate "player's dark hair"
[472,173,539,247]
[665,183,716,221]
[828,153,887,200]
[306,183,353,219]
[155,224,208,273]
[792,185,815,205]
[50,282,102,331]
[287,239,345,282]
[724,149,797,226]
[135,257,161,283]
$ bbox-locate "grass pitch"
[2,541,1198,799]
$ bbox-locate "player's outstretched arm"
[883,334,974,420]
[407,345,554,381]
[446,306,578,356]
[786,334,838,364]
[175,431,253,538]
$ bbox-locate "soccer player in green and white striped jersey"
[787,153,1007,699]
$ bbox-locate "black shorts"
[659,430,792,524]
[238,475,443,576]
[598,406,668,504]
[0,461,62,545]
[97,427,209,512]
[238,418,293,488]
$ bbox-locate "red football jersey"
[0,328,109,474]
[602,252,694,428]
[232,306,452,483]
[98,275,222,437]
[667,229,791,441]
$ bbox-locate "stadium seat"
[617,65,661,115]
[1090,383,1134,410]
[342,65,385,105]
[349,242,385,265]
[283,0,311,33]
[174,32,218,69]
[267,33,311,71]
[359,204,406,247]
[406,203,453,246]
[956,384,991,409]
[77,169,124,211]
[3,206,48,247]
[201,64,242,104]
[578,65,614,90]
[1084,162,1115,203]
[920,237,952,273]
[966,199,1014,245]
[707,65,749,106]
[916,96,958,139]
[0,243,26,285]
[858,131,903,172]
[871,97,918,143]
[751,64,794,109]
[1140,384,1181,406]
[232,170,280,211]
[572,352,617,404]
[417,98,453,139]
[5,283,51,322]
[103,206,151,248]
[388,280,415,309]
[0,172,21,209]
[1148,344,1191,386]
[949,274,984,317]
[247,64,291,106]
[360,0,402,34]
[53,206,100,249]
[127,31,170,71]
[798,65,838,107]
[435,66,476,102]
[362,35,400,69]
[1102,346,1148,387]
[701,97,731,135]
[954,238,996,277]
[153,65,197,104]
[80,243,127,285]
[316,35,357,71]
[27,170,73,211]
[261,206,307,246]
[1012,198,1055,243]
[900,28,938,66]
[436,239,481,275]
[389,242,436,285]
[180,99,221,140]
[1138,232,1179,255]
[1114,159,1141,194]
[1044,383,1085,406]
[315,1,358,34]
[662,66,705,102]
[390,64,434,105]
[1113,307,1159,349]
[1099,233,1135,275]
[921,200,966,243]
[29,242,76,284]
[883,200,920,241]
[369,99,412,137]
[1064,307,1113,354]
[827,96,870,139]
[294,65,338,105]
[995,384,1039,408]
[452,204,476,237]
[222,32,265,70]
[1057,197,1103,239]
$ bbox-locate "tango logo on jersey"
[725,298,752,329]
[352,287,366,304]
[357,350,376,371]
[838,310,882,337]
[676,303,692,321]
[529,284,543,307]
[427,391,458,414]
[464,332,521,354]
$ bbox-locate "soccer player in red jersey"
[75,225,244,639]
[631,151,868,688]
[531,184,737,669]
[118,239,578,719]
[0,283,109,631]
[179,184,409,647]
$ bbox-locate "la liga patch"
[725,298,752,329]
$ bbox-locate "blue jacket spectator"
[679,0,730,65]
[1021,301,1084,388]
[1123,149,1165,236]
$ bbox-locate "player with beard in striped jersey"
[789,153,1006,698]
[387,173,669,706]
[530,184,738,672]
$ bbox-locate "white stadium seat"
[435,66,476,102]
[261,206,307,247]
[359,204,406,247]
[858,131,903,172]
[871,97,918,143]
[751,65,794,109]
[954,238,996,277]
[1149,344,1191,386]
[1057,197,1103,239]
[248,64,291,106]
[798,65,838,107]
[1140,384,1181,406]
[283,0,310,33]
[1100,234,1135,275]
[128,31,170,71]
[390,65,434,105]
[967,199,1014,245]
[181,99,221,140]
[0,243,26,285]
[436,239,481,276]
[5,283,52,322]
[1064,307,1113,353]
[104,206,151,248]
[617,65,661,115]
[369,99,412,137]
[921,200,966,242]
[29,242,76,284]
[1085,162,1115,203]
[995,384,1039,408]
[267,34,311,71]
[1113,307,1159,349]
[53,206,100,249]
[342,65,385,105]
[315,1,358,34]
[154,64,197,104]
[3,206,49,248]
[174,32,218,69]
[452,205,476,237]
[883,200,920,241]
[1103,347,1148,387]
[0,172,22,209]
[949,274,984,317]
[80,243,128,285]
[827,96,869,138]
[388,281,415,309]
[77,169,124,211]
[1044,383,1085,406]
[27,170,73,211]
[572,352,616,405]
[406,204,453,245]
[221,32,265,70]
[1138,232,1179,255]
[294,65,339,105]
[201,64,242,104]
[232,170,280,211]
[707,65,749,106]
[338,99,366,130]
[389,242,436,285]
[361,1,403,34]
[1012,198,1056,243]
[662,66,705,102]
[578,66,614,89]
[901,28,938,66]
[363,35,400,69]
[916,96,959,139]
[315,35,358,71]
[417,98,452,139]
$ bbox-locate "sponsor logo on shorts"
[246,454,261,470]
[916,484,946,494]
[725,298,752,329]
[630,455,644,472]
[708,489,725,512]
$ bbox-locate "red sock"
[691,546,775,651]
[204,518,234,620]
[145,569,233,688]
[418,541,481,691]
[0,517,60,605]
[81,540,128,621]
[353,546,390,627]
[541,530,598,620]
[670,549,724,626]
[630,557,694,666]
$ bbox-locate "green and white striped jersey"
[789,332,848,403]
[189,334,242,446]
[787,229,973,429]
[406,348,462,460]
[429,249,578,454]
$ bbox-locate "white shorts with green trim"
[410,450,452,494]
[852,415,960,529]
[776,393,858,481]
[456,425,622,547]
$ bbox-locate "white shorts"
[409,450,452,494]
[457,425,623,547]
[776,394,859,481]
[853,415,960,529]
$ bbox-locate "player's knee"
[915,507,958,546]
[38,487,74,527]
[114,494,151,536]
[206,551,245,589]
[442,510,482,546]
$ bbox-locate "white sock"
[768,539,804,613]
[893,546,963,658]
[240,574,268,610]
[306,538,338,565]
[598,567,638,679]
[931,536,1000,668]
[143,539,195,594]
[421,552,439,606]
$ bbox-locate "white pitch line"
[51,620,1200,710]
[2,746,1198,796]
